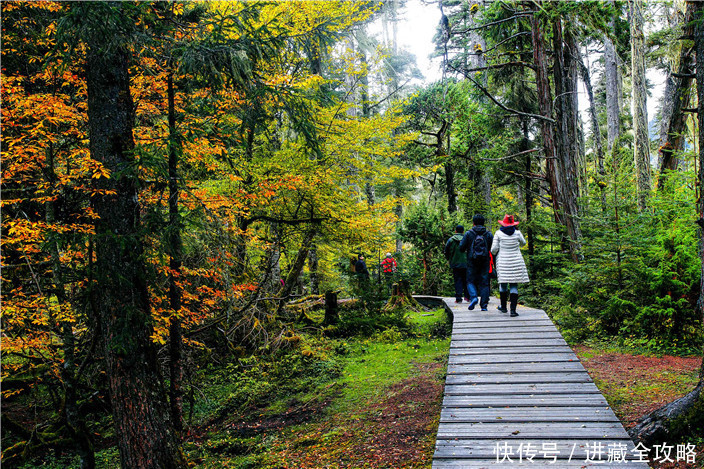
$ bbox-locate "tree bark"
[85,8,186,467]
[694,0,704,381]
[308,246,319,295]
[323,290,339,325]
[530,2,563,229]
[629,0,651,211]
[576,45,607,211]
[445,159,457,213]
[278,229,316,313]
[658,2,696,189]
[552,15,583,261]
[604,11,622,152]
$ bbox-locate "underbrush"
[182,306,450,468]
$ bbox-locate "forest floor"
[181,307,451,469]
[575,344,704,469]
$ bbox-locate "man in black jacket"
[459,214,493,311]
[355,254,370,282]
[444,225,469,303]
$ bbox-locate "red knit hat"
[498,214,519,227]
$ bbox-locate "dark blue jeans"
[452,267,469,300]
[467,259,490,309]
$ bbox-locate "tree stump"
[382,280,423,312]
[323,290,339,325]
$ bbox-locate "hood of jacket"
[472,225,487,235]
[451,233,464,242]
[500,225,516,236]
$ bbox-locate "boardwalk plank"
[434,439,639,459]
[436,422,631,439]
[447,362,586,373]
[440,408,620,423]
[452,326,559,333]
[449,353,579,364]
[451,339,567,347]
[451,346,574,355]
[445,373,592,385]
[453,332,564,340]
[444,382,602,395]
[441,395,609,407]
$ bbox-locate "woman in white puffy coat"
[490,214,529,316]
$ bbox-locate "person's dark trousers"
[452,267,468,301]
[466,259,491,309]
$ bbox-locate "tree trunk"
[576,45,607,211]
[323,290,339,325]
[552,16,583,261]
[167,69,184,435]
[530,2,562,228]
[522,120,535,285]
[629,0,651,211]
[658,2,696,189]
[383,280,422,312]
[604,12,622,152]
[694,0,704,381]
[394,188,403,253]
[630,0,704,444]
[308,245,319,295]
[445,160,457,213]
[278,229,316,313]
[85,11,186,467]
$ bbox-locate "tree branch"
[463,74,556,124]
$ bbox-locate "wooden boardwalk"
[432,297,648,469]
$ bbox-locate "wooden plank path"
[432,297,648,469]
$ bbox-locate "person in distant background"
[491,214,529,317]
[355,254,370,282]
[444,225,470,303]
[381,252,397,283]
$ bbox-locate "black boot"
[510,293,519,317]
[498,291,508,313]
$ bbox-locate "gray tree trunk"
[629,0,651,211]
[604,23,622,151]
[658,2,696,188]
[577,45,607,211]
[308,245,319,295]
[553,18,583,261]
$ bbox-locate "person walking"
[444,225,470,303]
[491,214,529,317]
[459,214,493,311]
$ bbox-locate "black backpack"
[470,232,488,259]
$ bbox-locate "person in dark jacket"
[444,225,470,303]
[459,214,493,311]
[355,254,370,282]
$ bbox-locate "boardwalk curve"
[432,297,648,469]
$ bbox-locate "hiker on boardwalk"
[444,225,470,303]
[459,214,493,311]
[491,214,529,317]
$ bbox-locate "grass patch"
[183,307,450,468]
